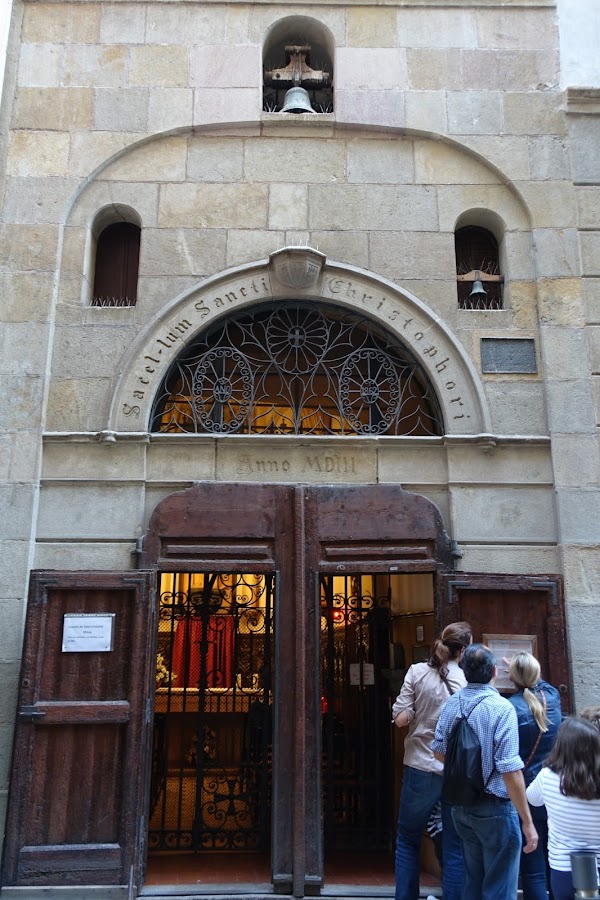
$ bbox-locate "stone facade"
[0,0,599,881]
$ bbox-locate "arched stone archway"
[108,247,491,436]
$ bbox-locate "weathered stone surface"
[309,184,438,232]
[147,5,226,45]
[347,138,414,185]
[347,7,397,48]
[69,179,159,227]
[22,2,101,43]
[580,232,600,278]
[17,43,62,88]
[518,182,576,228]
[147,440,215,481]
[503,92,567,136]
[101,136,187,182]
[476,8,557,50]
[68,131,134,176]
[37,483,144,539]
[159,183,268,229]
[63,45,128,88]
[148,88,194,132]
[33,541,136,571]
[569,118,600,185]
[552,434,600,488]
[484,381,548,435]
[447,92,504,135]
[377,443,448,485]
[0,485,36,541]
[336,48,407,90]
[309,231,370,268]
[398,8,478,48]
[0,224,58,272]
[459,545,560,575]
[414,139,498,184]
[193,87,261,125]
[537,278,584,326]
[404,91,447,134]
[576,187,600,229]
[459,49,558,91]
[540,327,590,380]
[0,433,40,482]
[546,379,595,434]
[130,46,189,88]
[244,137,345,184]
[1,176,78,225]
[335,89,406,128]
[0,545,32,601]
[140,227,227,278]
[268,183,308,230]
[93,88,150,132]
[370,232,455,281]
[0,599,26,661]
[225,230,283,266]
[407,49,463,91]
[190,44,260,88]
[582,278,600,326]
[447,443,553,484]
[0,273,54,322]
[42,441,146,481]
[437,184,529,231]
[532,228,580,279]
[563,546,600,604]
[0,376,45,431]
[462,135,530,182]
[51,324,135,378]
[13,87,93,131]
[6,131,69,178]
[187,136,244,182]
[557,489,600,543]
[0,323,50,376]
[527,136,570,182]
[100,4,146,44]
[503,231,535,282]
[451,485,557,542]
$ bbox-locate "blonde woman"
[508,652,562,900]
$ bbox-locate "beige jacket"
[392,660,466,774]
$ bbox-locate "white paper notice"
[349,662,375,686]
[62,613,115,652]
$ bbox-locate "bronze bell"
[469,271,488,299]
[280,86,315,114]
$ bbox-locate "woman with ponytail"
[392,621,472,900]
[508,652,562,900]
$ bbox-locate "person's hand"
[522,822,539,854]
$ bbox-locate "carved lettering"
[435,358,450,373]
[214,296,225,308]
[225,291,237,304]
[123,404,140,417]
[133,391,144,400]
[328,278,344,295]
[195,300,210,318]
[423,346,438,357]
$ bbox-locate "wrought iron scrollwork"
[151,302,443,436]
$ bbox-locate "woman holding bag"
[392,621,472,900]
[507,652,562,900]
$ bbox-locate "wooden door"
[2,570,156,888]
[439,573,570,712]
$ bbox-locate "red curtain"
[171,616,235,688]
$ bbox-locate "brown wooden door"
[439,573,570,712]
[2,570,156,888]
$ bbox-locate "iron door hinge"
[18,705,46,723]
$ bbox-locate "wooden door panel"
[2,571,155,888]
[439,574,570,712]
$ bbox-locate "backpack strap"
[458,694,493,791]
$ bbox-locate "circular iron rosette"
[193,347,253,433]
[265,306,329,375]
[340,348,401,434]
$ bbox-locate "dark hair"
[545,716,600,800]
[460,643,495,684]
[428,621,472,678]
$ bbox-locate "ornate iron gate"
[320,574,393,852]
[149,572,274,852]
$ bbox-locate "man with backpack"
[431,643,538,900]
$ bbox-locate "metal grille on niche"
[150,302,444,436]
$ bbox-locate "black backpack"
[442,697,489,805]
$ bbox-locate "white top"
[392,660,466,774]
[526,767,600,871]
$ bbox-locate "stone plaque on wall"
[480,338,537,374]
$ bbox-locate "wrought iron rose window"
[150,302,443,436]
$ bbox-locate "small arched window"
[92,220,141,308]
[455,226,503,310]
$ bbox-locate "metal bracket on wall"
[447,580,471,605]
[531,580,558,607]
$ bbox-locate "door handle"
[18,706,46,723]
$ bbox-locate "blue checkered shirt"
[431,683,523,800]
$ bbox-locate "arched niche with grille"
[455,214,504,311]
[150,301,444,437]
[263,17,334,114]
[91,206,141,308]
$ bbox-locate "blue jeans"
[394,765,464,900]
[520,803,551,900]
[452,799,522,900]
[550,869,573,900]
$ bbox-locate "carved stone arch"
[107,247,491,435]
